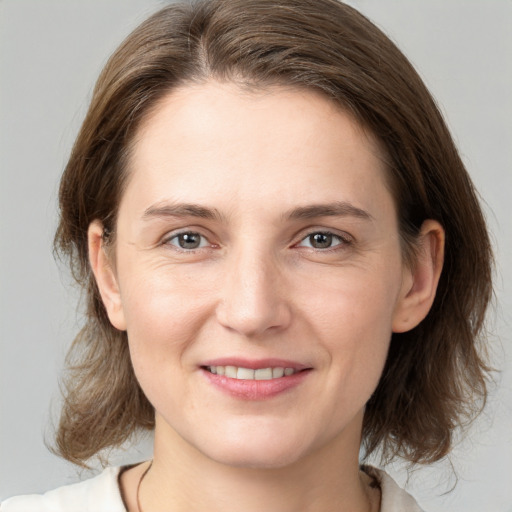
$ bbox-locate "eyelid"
[294,229,354,249]
[157,226,353,252]
[161,229,214,251]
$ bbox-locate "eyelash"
[162,229,353,253]
[162,231,212,252]
[295,231,353,251]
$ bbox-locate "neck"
[136,414,376,512]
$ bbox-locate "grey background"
[1,1,511,510]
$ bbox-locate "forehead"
[133,81,383,161]
[122,81,394,222]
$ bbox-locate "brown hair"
[54,0,492,466]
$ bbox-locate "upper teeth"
[207,366,296,380]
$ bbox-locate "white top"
[1,466,423,512]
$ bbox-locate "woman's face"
[94,82,422,468]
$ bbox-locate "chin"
[195,428,315,470]
[206,445,307,470]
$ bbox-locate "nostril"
[215,298,291,338]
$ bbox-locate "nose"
[215,245,292,338]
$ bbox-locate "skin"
[89,81,444,512]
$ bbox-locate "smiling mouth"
[203,365,300,380]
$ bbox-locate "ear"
[88,220,127,331]
[392,219,445,333]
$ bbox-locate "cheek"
[119,254,214,326]
[118,274,214,422]
[300,264,400,390]
[302,261,401,340]
[117,264,216,374]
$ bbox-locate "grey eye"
[168,232,207,250]
[297,231,348,250]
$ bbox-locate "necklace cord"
[135,461,379,512]
[136,460,153,512]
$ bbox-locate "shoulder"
[363,466,424,512]
[0,467,126,512]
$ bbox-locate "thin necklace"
[136,460,153,512]
[135,461,378,512]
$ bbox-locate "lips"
[200,358,311,400]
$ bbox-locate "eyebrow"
[284,202,373,222]
[142,202,224,221]
[141,200,373,223]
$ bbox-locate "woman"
[1,0,493,511]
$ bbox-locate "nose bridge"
[216,239,291,337]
